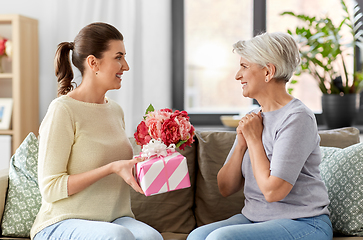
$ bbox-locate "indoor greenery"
[281,0,363,95]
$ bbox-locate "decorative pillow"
[1,132,41,237]
[320,143,363,236]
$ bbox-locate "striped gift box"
[135,151,191,196]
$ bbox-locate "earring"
[96,72,98,76]
[265,78,268,82]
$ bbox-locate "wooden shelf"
[0,14,39,154]
[0,130,13,135]
[0,73,13,78]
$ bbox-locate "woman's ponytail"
[54,42,75,96]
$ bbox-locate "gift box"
[135,151,191,196]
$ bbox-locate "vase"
[321,94,360,129]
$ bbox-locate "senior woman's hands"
[217,113,263,197]
[239,111,263,146]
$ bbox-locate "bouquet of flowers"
[134,104,194,196]
[134,104,195,152]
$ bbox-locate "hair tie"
[69,42,74,50]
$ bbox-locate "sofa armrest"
[0,169,9,222]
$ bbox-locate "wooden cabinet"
[0,14,39,154]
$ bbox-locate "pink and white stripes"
[135,152,191,196]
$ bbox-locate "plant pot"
[322,94,360,129]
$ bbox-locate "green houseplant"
[281,0,363,129]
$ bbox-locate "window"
[173,0,360,125]
[267,0,354,113]
[184,0,253,114]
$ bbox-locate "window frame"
[172,0,362,127]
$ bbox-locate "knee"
[187,226,209,240]
[188,227,226,240]
[135,228,163,240]
[108,225,135,240]
[205,228,228,240]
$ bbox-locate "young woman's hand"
[67,156,145,196]
[112,157,145,194]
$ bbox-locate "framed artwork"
[0,98,13,130]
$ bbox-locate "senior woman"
[187,32,333,240]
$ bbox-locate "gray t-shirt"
[225,98,330,222]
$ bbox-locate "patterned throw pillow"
[320,143,363,236]
[1,132,41,237]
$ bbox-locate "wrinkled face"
[97,40,129,90]
[235,57,266,98]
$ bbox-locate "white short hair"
[233,32,301,82]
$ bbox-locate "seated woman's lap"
[187,214,333,240]
[34,217,162,240]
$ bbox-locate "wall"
[0,0,171,136]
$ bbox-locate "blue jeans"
[187,214,333,240]
[33,217,163,240]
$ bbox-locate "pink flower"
[171,110,192,141]
[145,109,171,123]
[176,116,192,140]
[161,118,180,146]
[0,38,7,56]
[171,110,189,120]
[156,109,173,121]
[145,117,162,139]
[134,121,151,146]
[179,125,195,150]
[159,108,172,113]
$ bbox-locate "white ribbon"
[140,139,176,158]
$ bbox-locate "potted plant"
[281,0,363,129]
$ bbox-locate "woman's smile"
[116,73,123,80]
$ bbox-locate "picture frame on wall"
[0,98,13,130]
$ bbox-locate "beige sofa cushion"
[194,131,245,226]
[129,137,197,234]
[319,127,360,148]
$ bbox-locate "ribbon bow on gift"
[140,139,176,159]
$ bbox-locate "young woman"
[31,22,163,240]
[187,32,333,240]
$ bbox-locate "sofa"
[0,127,363,239]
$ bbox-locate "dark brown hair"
[54,22,124,96]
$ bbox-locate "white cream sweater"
[30,95,134,239]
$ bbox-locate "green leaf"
[287,88,294,95]
[176,139,188,148]
[145,104,155,115]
